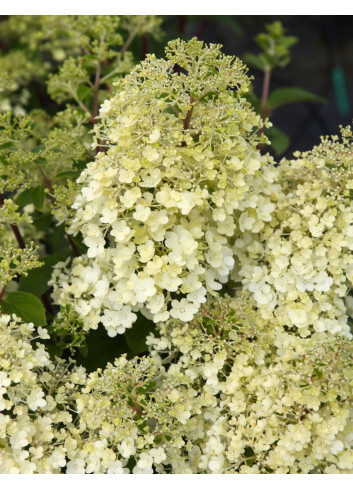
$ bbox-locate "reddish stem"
[183,104,195,131]
[141,35,148,59]
[65,233,80,258]
[10,224,25,249]
[181,97,195,147]
[0,194,25,249]
[0,284,6,301]
[260,68,271,135]
[38,167,54,194]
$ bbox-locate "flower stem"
[120,29,138,58]
[260,68,271,135]
[91,62,101,124]
[10,223,25,249]
[181,97,195,147]
[38,166,54,194]
[65,233,80,258]
[183,104,195,131]
[0,284,6,301]
[0,194,25,249]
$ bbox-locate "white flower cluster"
[2,294,353,474]
[50,38,268,336]
[146,296,353,473]
[232,129,353,337]
[0,312,174,474]
[0,313,86,473]
[64,355,175,474]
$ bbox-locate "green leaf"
[31,186,46,211]
[137,380,156,395]
[313,368,323,379]
[244,446,255,467]
[0,142,14,150]
[47,224,71,255]
[242,53,266,72]
[267,126,290,156]
[15,189,32,208]
[262,53,280,70]
[76,326,132,373]
[46,344,63,360]
[276,56,291,69]
[32,146,46,156]
[278,36,298,49]
[255,33,270,51]
[268,87,325,110]
[32,212,52,231]
[70,232,88,253]
[78,344,89,358]
[125,313,157,355]
[77,85,92,102]
[1,291,46,326]
[19,254,67,297]
[55,170,81,180]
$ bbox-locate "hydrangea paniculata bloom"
[232,127,353,337]
[147,296,353,473]
[51,38,268,335]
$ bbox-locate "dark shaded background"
[156,15,353,158]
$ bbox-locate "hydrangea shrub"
[1,33,353,474]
